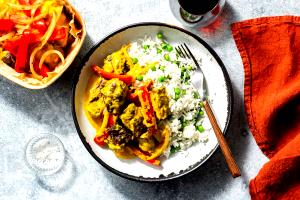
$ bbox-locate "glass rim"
[25,133,66,176]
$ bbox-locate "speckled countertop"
[1,0,299,199]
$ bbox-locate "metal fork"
[176,44,241,178]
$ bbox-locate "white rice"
[128,35,210,156]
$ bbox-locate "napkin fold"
[231,16,300,200]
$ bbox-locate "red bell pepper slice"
[40,65,50,77]
[0,19,15,32]
[18,0,32,16]
[33,60,51,77]
[31,19,48,33]
[94,132,108,148]
[108,114,116,128]
[3,40,19,56]
[147,159,160,166]
[15,34,31,73]
[49,27,67,41]
[140,85,156,125]
[92,64,134,85]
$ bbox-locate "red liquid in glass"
[178,0,220,15]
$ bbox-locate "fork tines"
[175,43,200,68]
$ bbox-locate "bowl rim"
[71,22,233,182]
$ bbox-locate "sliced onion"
[38,49,65,70]
[7,3,40,11]
[18,13,47,25]
[0,33,14,43]
[29,46,43,80]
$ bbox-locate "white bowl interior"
[74,24,230,179]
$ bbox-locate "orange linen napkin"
[231,16,300,200]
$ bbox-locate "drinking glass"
[176,0,225,27]
[25,134,76,191]
[25,134,66,176]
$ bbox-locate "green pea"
[158,76,165,83]
[199,110,205,116]
[161,43,168,49]
[157,32,163,39]
[164,54,171,61]
[137,75,143,81]
[132,57,138,64]
[196,125,205,133]
[175,94,181,101]
[174,88,181,95]
[166,44,173,52]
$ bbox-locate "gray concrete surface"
[1,0,299,199]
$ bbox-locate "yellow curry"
[84,45,170,165]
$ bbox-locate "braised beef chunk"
[107,124,133,147]
[2,52,15,68]
[101,78,128,114]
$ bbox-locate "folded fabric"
[231,16,300,200]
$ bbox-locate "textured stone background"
[1,0,299,199]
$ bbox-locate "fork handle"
[203,100,241,178]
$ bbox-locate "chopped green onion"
[159,65,166,71]
[180,67,186,72]
[170,146,180,154]
[199,102,204,107]
[166,44,173,52]
[137,75,143,81]
[157,32,163,39]
[187,65,193,70]
[182,90,186,95]
[172,60,180,65]
[156,48,162,54]
[158,76,166,82]
[182,120,188,128]
[196,125,205,133]
[193,91,199,98]
[143,45,150,50]
[164,54,171,61]
[132,57,138,64]
[151,65,156,71]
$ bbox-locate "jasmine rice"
[128,33,211,156]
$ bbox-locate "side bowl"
[0,0,86,89]
[72,22,233,182]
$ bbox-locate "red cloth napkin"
[231,16,300,200]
